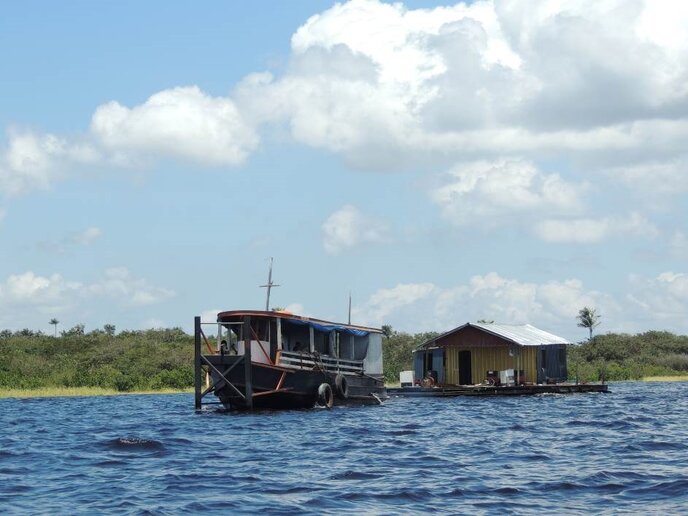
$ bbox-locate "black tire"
[317,383,334,408]
[334,374,348,399]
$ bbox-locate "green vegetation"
[568,331,688,382]
[2,323,687,397]
[576,306,601,340]
[382,329,438,383]
[0,325,193,393]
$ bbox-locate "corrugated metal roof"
[471,323,569,346]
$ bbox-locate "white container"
[499,368,515,386]
[399,370,414,387]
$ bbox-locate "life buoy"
[317,383,334,408]
[334,374,348,399]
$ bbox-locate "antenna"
[259,257,280,311]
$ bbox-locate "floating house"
[414,323,569,386]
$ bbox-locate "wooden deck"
[387,383,609,397]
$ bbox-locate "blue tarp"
[283,318,369,337]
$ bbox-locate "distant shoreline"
[2,377,687,400]
[0,387,193,400]
[641,375,688,382]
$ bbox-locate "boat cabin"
[214,310,383,378]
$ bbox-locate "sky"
[1,0,687,342]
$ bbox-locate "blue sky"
[1,0,687,341]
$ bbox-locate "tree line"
[2,313,687,391]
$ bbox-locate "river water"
[1,382,687,514]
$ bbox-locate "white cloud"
[353,282,436,325]
[71,227,102,246]
[200,309,222,324]
[431,159,586,226]
[354,272,619,340]
[3,272,82,306]
[670,231,688,258]
[227,0,688,169]
[0,129,99,197]
[3,0,688,191]
[0,268,174,312]
[284,303,307,316]
[322,204,389,254]
[37,226,103,253]
[86,267,175,306]
[607,158,688,197]
[627,272,688,327]
[534,213,659,243]
[0,268,176,330]
[91,86,258,167]
[0,132,59,195]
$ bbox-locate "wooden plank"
[252,387,294,398]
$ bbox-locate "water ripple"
[0,382,686,513]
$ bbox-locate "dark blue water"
[1,382,687,514]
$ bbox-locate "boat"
[193,310,387,410]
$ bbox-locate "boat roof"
[216,310,382,335]
[419,322,570,349]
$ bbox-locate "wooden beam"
[243,316,253,409]
[194,316,202,410]
[201,355,246,400]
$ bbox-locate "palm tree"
[576,307,601,340]
[49,318,59,337]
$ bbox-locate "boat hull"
[207,355,386,410]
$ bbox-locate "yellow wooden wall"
[445,346,537,385]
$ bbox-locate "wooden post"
[243,316,253,409]
[194,316,202,410]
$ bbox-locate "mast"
[260,257,280,311]
[348,291,352,325]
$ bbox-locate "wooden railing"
[277,350,364,375]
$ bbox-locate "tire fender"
[317,383,334,408]
[334,374,348,399]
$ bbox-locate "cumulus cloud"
[227,0,688,169]
[353,272,618,339]
[353,282,436,323]
[2,272,82,307]
[86,267,175,306]
[3,1,688,181]
[36,226,103,253]
[0,267,174,323]
[322,204,389,254]
[627,272,688,327]
[2,0,688,245]
[606,158,688,197]
[0,130,98,196]
[91,86,258,167]
[431,159,586,227]
[534,213,658,243]
[1,87,258,199]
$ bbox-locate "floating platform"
[387,383,609,397]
